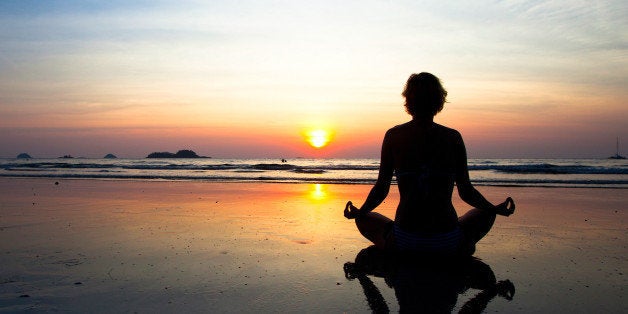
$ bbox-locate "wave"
[469,163,628,175]
[1,162,379,172]
[1,172,626,188]
[5,161,625,175]
[1,158,626,188]
[0,172,374,185]
[292,168,326,174]
[249,163,294,170]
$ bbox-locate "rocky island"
[146,149,208,158]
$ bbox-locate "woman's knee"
[354,212,392,247]
[459,208,496,248]
[459,208,495,232]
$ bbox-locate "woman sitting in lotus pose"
[345,72,515,256]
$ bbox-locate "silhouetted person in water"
[345,72,515,256]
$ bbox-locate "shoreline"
[2,157,627,189]
[1,176,626,190]
[1,178,626,312]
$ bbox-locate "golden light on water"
[308,184,328,202]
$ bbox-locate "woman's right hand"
[344,201,360,219]
[495,197,515,216]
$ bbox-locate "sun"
[306,129,331,148]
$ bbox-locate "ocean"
[1,158,627,188]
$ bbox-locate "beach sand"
[0,178,625,313]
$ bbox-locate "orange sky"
[1,1,626,158]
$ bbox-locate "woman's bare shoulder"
[433,123,462,138]
[385,121,413,137]
[385,122,463,143]
[390,121,414,131]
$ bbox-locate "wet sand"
[0,178,626,313]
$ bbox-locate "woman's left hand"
[344,201,360,219]
[495,197,515,216]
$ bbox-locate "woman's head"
[402,72,448,118]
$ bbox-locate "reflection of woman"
[344,246,515,313]
[345,73,515,255]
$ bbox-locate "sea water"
[1,158,626,188]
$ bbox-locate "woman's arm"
[453,132,497,210]
[453,132,516,215]
[345,131,394,219]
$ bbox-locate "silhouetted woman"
[345,72,514,256]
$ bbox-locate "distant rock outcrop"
[146,149,208,158]
[17,153,32,159]
[103,154,117,159]
[147,152,176,158]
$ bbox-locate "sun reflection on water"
[308,183,329,202]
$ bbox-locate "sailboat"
[609,137,626,159]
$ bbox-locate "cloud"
[0,1,626,158]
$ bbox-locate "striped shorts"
[392,223,462,255]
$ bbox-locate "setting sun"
[306,129,331,149]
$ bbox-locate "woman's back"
[386,120,460,233]
[345,72,513,255]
